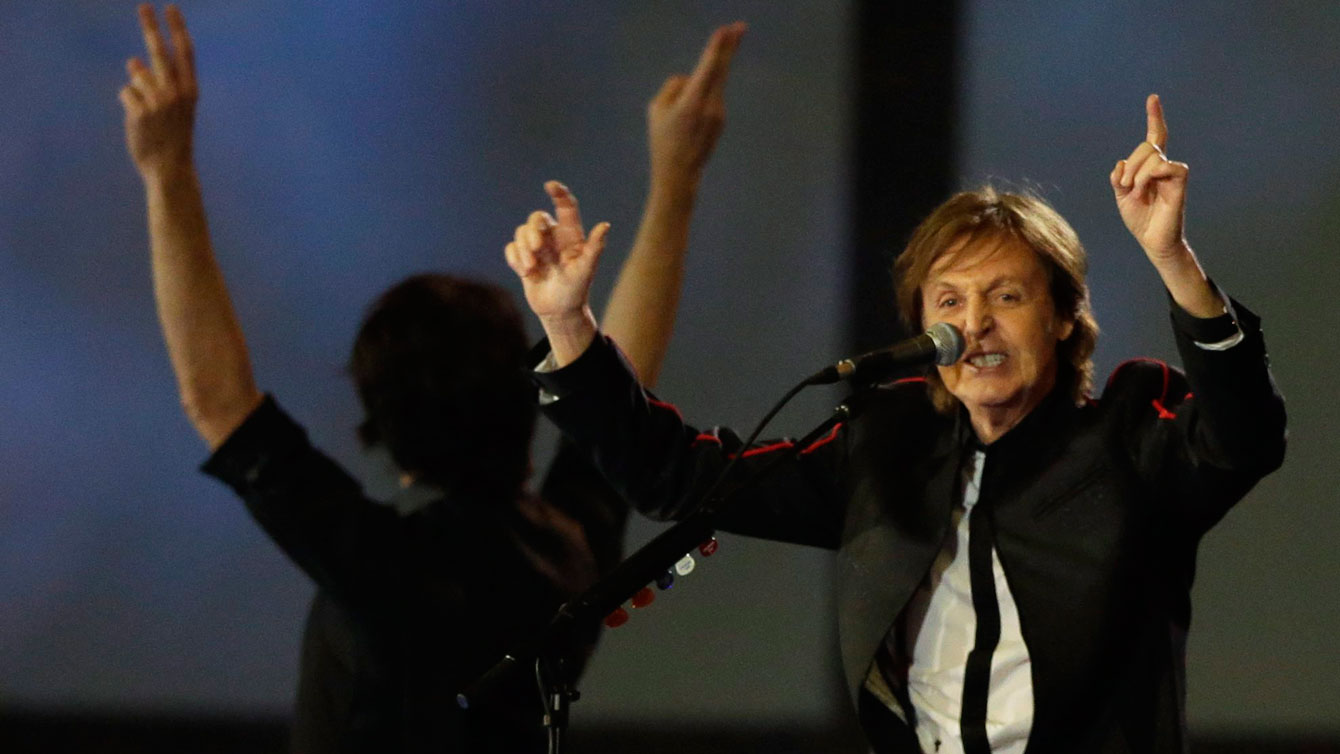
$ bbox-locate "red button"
[604,607,630,628]
[698,537,719,557]
[631,587,655,608]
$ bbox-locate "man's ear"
[1057,315,1075,342]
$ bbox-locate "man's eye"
[938,298,958,308]
[999,292,1019,303]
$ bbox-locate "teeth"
[969,353,1005,368]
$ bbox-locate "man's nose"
[963,297,993,337]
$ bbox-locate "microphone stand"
[537,653,573,754]
[460,385,873,753]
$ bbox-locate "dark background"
[1,1,1335,751]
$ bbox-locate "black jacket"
[534,298,1285,753]
[204,398,627,753]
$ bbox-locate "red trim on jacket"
[731,440,796,459]
[691,432,722,448]
[800,423,843,456]
[647,397,685,421]
[1151,400,1177,420]
[1106,357,1178,420]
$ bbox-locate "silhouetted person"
[120,5,744,750]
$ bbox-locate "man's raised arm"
[599,22,745,387]
[1110,94,1222,316]
[121,3,261,449]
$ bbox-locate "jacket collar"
[954,385,1081,458]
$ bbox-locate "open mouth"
[967,353,1006,368]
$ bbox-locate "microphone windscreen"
[927,322,965,366]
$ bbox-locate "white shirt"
[895,449,1034,753]
[536,311,1244,754]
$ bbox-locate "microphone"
[809,322,964,385]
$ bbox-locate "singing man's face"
[919,235,1074,425]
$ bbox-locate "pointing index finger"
[1146,93,1168,151]
[706,22,745,102]
[165,5,196,91]
[545,180,586,249]
[682,23,740,103]
[138,4,173,83]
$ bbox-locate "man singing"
[504,94,1286,752]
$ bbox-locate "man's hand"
[1110,94,1190,264]
[647,22,746,195]
[505,182,610,365]
[594,22,744,385]
[122,3,262,449]
[1111,95,1222,317]
[120,3,197,179]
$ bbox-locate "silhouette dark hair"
[350,274,536,497]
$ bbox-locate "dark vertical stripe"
[850,1,960,354]
[961,500,1001,753]
[849,5,961,748]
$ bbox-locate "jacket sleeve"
[201,395,413,610]
[540,438,630,576]
[535,335,849,550]
[1115,293,1287,534]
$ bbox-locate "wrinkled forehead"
[923,231,1047,288]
